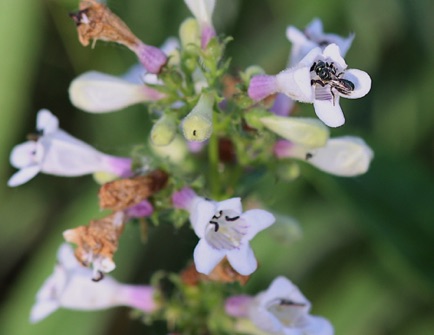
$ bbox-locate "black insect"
[310,61,355,104]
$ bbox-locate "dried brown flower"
[181,259,250,286]
[71,0,139,48]
[99,170,169,211]
[63,212,126,280]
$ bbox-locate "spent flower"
[71,0,167,73]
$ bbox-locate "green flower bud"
[150,114,177,146]
[182,93,214,142]
[179,18,200,51]
[260,116,329,148]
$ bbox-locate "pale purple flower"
[246,276,334,335]
[30,244,157,323]
[270,19,355,118]
[8,109,132,187]
[248,44,371,127]
[184,0,216,48]
[287,18,355,66]
[274,136,374,177]
[176,192,275,275]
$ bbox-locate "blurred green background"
[0,0,433,334]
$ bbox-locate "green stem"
[208,111,219,199]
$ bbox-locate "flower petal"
[38,131,107,176]
[7,165,41,187]
[296,315,334,335]
[184,0,216,25]
[30,300,59,323]
[307,136,374,176]
[313,97,345,128]
[36,109,59,134]
[322,43,347,69]
[276,67,314,103]
[191,199,216,238]
[261,277,310,310]
[241,209,275,241]
[57,243,81,270]
[193,239,225,275]
[226,244,257,275]
[9,141,38,168]
[216,197,242,214]
[304,18,323,38]
[344,69,372,99]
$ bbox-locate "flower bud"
[260,116,329,148]
[179,17,201,50]
[182,93,214,142]
[150,114,177,146]
[275,136,374,177]
[69,71,165,113]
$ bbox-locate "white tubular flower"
[30,244,157,323]
[189,196,275,275]
[274,136,374,177]
[287,18,355,66]
[183,0,216,48]
[7,109,132,187]
[247,276,334,335]
[249,44,371,128]
[260,116,329,148]
[69,71,165,113]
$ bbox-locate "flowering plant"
[7,1,375,334]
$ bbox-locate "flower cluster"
[7,1,374,334]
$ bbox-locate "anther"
[209,221,219,232]
[225,215,240,222]
[92,271,104,282]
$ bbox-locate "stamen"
[205,209,247,251]
[209,221,219,232]
[266,298,308,327]
[92,270,104,282]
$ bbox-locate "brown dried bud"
[181,259,250,286]
[63,212,126,274]
[71,0,139,48]
[99,170,168,211]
